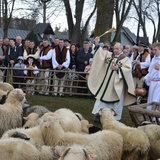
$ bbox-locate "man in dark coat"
[76,41,93,94]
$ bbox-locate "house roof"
[34,23,54,35]
[51,34,69,40]
[0,28,30,40]
[111,26,137,46]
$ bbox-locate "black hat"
[64,39,71,43]
[27,56,35,61]
[138,42,147,47]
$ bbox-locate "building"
[0,17,36,31]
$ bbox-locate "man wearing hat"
[131,42,151,104]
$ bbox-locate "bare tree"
[112,0,134,43]
[1,0,16,37]
[146,0,160,43]
[63,0,96,44]
[94,0,114,43]
[129,0,160,43]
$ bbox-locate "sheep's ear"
[61,148,71,159]
[110,108,117,116]
[17,90,25,101]
[23,117,28,121]
[98,109,102,115]
[44,121,51,128]
[83,149,90,159]
[88,123,93,128]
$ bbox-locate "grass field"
[26,94,134,127]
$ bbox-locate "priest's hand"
[111,65,118,71]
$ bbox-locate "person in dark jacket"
[76,41,93,94]
[6,39,19,67]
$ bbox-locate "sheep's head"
[55,145,98,160]
[39,115,61,129]
[98,108,117,122]
[5,89,26,105]
[23,113,39,129]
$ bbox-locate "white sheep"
[138,124,160,160]
[39,108,82,133]
[2,125,44,146]
[0,88,26,137]
[98,108,150,160]
[40,116,123,160]
[23,113,40,129]
[0,82,14,92]
[55,144,98,160]
[0,138,55,160]
[75,112,94,134]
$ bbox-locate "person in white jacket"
[142,42,160,112]
[40,39,70,96]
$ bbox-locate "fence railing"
[0,66,92,97]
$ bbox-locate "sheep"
[0,138,56,160]
[98,108,150,160]
[0,88,26,137]
[2,125,45,146]
[23,113,40,129]
[55,144,98,160]
[75,112,101,134]
[39,108,82,133]
[0,82,14,92]
[40,116,123,160]
[138,124,160,160]
[22,105,50,117]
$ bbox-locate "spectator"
[40,39,70,97]
[64,39,71,49]
[6,39,19,67]
[2,38,9,82]
[13,56,25,88]
[76,41,93,95]
[69,44,78,70]
[3,38,9,47]
[67,43,78,96]
[23,39,30,50]
[24,56,39,95]
[125,44,133,58]
[131,42,151,104]
[16,36,24,56]
[142,42,160,110]
[23,40,39,64]
[38,39,52,95]
[102,45,109,51]
[88,37,136,121]
[51,37,59,49]
[0,38,7,82]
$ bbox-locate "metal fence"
[0,66,92,97]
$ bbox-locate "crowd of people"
[0,35,160,119]
[0,36,94,96]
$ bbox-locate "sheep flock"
[1,82,160,160]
